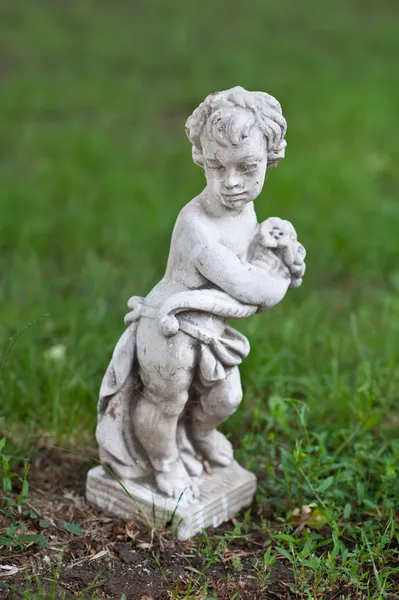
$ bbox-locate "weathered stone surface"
[86,462,256,541]
[87,86,306,537]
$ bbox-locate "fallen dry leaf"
[291,505,327,531]
[136,542,153,549]
[88,549,109,561]
[0,564,19,577]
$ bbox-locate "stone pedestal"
[86,461,256,541]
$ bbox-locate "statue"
[86,86,306,539]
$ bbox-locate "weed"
[253,546,277,591]
[0,437,46,551]
[194,523,245,568]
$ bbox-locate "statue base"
[86,462,256,541]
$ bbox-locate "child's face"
[202,127,268,210]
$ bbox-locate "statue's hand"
[263,250,291,279]
[287,242,306,288]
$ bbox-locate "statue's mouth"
[222,194,250,211]
[222,192,248,203]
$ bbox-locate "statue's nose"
[224,169,241,189]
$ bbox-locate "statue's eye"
[239,162,258,173]
[207,161,224,171]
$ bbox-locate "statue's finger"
[293,243,306,265]
[289,277,303,289]
[289,263,304,276]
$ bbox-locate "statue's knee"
[210,385,242,419]
[165,391,189,416]
[225,385,242,414]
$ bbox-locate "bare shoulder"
[174,198,218,242]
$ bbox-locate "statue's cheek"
[210,175,222,194]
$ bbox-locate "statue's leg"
[176,420,204,477]
[135,321,199,500]
[189,366,242,467]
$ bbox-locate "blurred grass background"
[1,0,398,448]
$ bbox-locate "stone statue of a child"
[93,87,306,508]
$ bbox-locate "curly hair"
[185,86,287,169]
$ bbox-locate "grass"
[1,0,399,597]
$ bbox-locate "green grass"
[1,0,399,596]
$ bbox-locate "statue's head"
[185,86,287,210]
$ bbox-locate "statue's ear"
[192,146,205,168]
[267,141,286,168]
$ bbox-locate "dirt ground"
[0,448,358,599]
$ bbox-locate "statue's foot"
[180,450,204,477]
[192,429,234,467]
[155,458,200,502]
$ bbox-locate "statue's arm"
[194,241,290,309]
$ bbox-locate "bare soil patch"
[0,448,359,599]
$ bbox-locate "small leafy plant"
[0,437,46,550]
[253,546,277,591]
